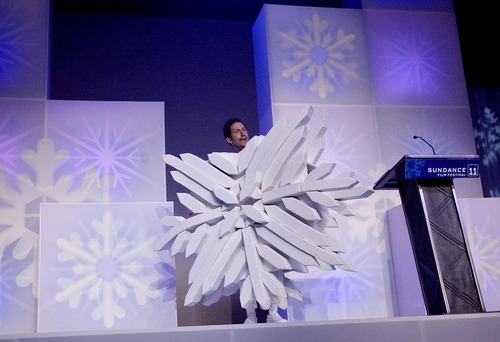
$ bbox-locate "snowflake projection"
[472,106,500,197]
[488,188,500,198]
[379,28,449,93]
[52,115,159,200]
[0,137,98,297]
[287,223,386,321]
[349,163,401,254]
[0,2,31,82]
[1,100,165,332]
[473,107,500,167]
[309,114,399,254]
[465,219,500,300]
[53,210,165,328]
[0,0,48,98]
[0,241,20,306]
[155,106,373,313]
[286,161,403,321]
[278,14,358,98]
[0,114,22,178]
[152,259,176,303]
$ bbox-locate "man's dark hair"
[223,118,245,139]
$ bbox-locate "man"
[222,117,287,324]
[223,118,248,152]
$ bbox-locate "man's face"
[226,121,248,152]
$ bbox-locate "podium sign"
[375,155,484,315]
[374,155,480,190]
[404,156,479,179]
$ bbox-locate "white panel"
[386,205,426,316]
[48,100,166,202]
[457,199,500,312]
[38,202,177,333]
[0,99,167,334]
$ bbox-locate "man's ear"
[225,137,233,145]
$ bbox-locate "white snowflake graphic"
[0,137,98,296]
[155,106,373,315]
[0,2,32,82]
[278,14,358,98]
[55,210,163,328]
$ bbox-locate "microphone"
[413,135,436,155]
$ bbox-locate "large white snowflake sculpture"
[155,106,373,314]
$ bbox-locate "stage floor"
[1,312,499,342]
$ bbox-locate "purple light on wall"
[0,0,49,98]
[365,10,468,106]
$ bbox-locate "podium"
[374,155,484,315]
